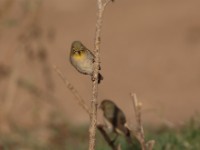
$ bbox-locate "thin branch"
[53,65,90,115]
[130,92,147,150]
[53,65,118,150]
[89,0,113,148]
[146,140,155,150]
[88,0,112,149]
[130,93,156,150]
[97,124,118,150]
[131,93,144,136]
[117,145,122,150]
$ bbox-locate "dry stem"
[53,65,90,115]
[54,66,118,150]
[97,124,118,150]
[130,93,155,150]
[89,0,112,150]
[54,1,112,149]
[97,124,121,150]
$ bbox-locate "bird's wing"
[118,109,126,125]
[103,117,114,133]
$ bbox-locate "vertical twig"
[130,93,147,150]
[89,0,112,150]
[146,140,155,150]
[130,93,155,150]
[54,66,120,150]
[53,66,120,149]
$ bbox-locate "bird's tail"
[98,73,103,84]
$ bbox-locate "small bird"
[70,41,103,84]
[99,99,130,137]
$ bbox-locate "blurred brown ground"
[1,0,200,127]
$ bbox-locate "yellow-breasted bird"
[99,99,131,137]
[70,41,103,84]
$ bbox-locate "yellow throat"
[72,51,86,60]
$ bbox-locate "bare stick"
[54,65,118,150]
[97,124,118,150]
[53,65,90,115]
[130,93,155,150]
[53,65,119,150]
[89,0,112,150]
[117,145,121,150]
[146,140,155,150]
[130,93,147,150]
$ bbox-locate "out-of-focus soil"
[1,0,200,127]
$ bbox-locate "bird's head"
[99,99,116,112]
[71,41,85,54]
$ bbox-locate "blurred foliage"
[0,115,199,150]
[0,0,55,120]
[147,116,200,150]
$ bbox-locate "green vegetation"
[147,117,200,150]
[0,116,199,150]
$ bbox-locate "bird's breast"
[71,54,93,74]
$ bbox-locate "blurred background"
[0,0,200,149]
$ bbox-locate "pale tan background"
[1,0,200,127]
